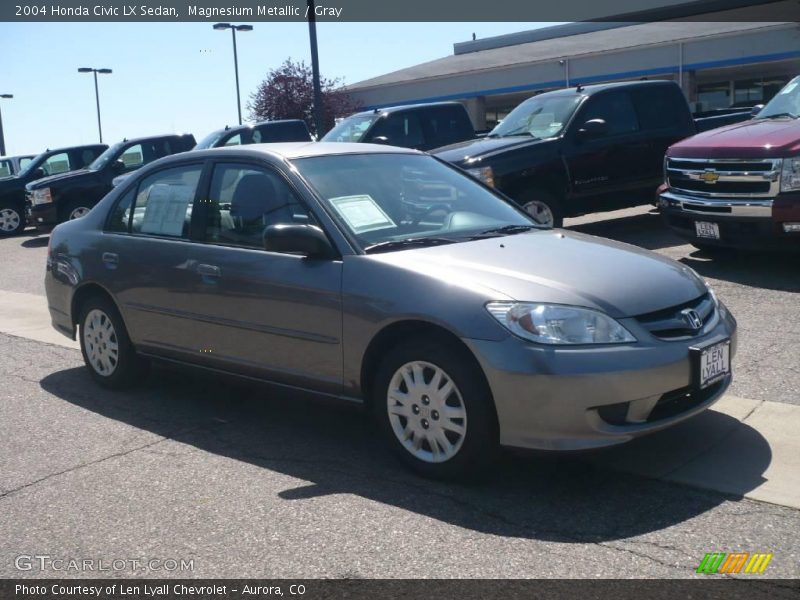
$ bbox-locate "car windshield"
[756,76,800,119]
[322,114,381,143]
[88,142,124,171]
[195,129,227,149]
[490,95,583,138]
[293,153,536,252]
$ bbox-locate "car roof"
[111,133,194,145]
[351,101,463,117]
[191,141,421,160]
[206,119,308,136]
[37,143,107,155]
[534,79,677,100]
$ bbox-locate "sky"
[0,22,559,156]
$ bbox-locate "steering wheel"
[407,202,452,226]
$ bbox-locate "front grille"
[636,293,716,340]
[666,157,780,198]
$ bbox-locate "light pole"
[213,22,253,125]
[0,94,12,156]
[307,0,324,137]
[78,67,112,143]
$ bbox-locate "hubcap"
[523,200,555,227]
[69,206,91,220]
[0,208,21,232]
[387,361,467,463]
[83,309,119,376]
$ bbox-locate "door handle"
[196,263,221,277]
[102,252,119,268]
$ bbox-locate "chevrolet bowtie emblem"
[700,170,720,184]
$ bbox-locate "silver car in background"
[44,143,736,479]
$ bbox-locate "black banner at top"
[1,0,798,22]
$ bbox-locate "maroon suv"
[660,75,800,251]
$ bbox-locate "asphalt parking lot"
[0,208,798,580]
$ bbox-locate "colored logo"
[700,170,720,184]
[696,552,773,574]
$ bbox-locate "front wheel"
[78,295,148,389]
[373,338,498,480]
[519,190,563,228]
[63,200,92,222]
[0,204,25,236]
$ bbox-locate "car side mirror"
[370,136,391,145]
[111,160,126,173]
[263,223,335,258]
[32,168,45,179]
[576,118,608,140]
[751,104,764,117]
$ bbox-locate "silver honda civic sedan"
[45,142,736,479]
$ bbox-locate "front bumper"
[659,190,800,250]
[26,201,59,231]
[464,306,737,451]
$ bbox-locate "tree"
[247,59,362,137]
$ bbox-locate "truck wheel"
[0,203,25,236]
[519,190,563,228]
[63,200,92,221]
[373,337,499,480]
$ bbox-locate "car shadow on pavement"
[20,236,49,248]
[40,364,772,544]
[567,210,686,252]
[680,251,800,293]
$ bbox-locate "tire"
[78,295,148,389]
[373,337,499,480]
[518,189,564,228]
[0,203,25,237]
[62,200,93,222]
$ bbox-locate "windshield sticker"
[139,183,193,236]
[329,194,396,234]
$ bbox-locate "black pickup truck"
[322,101,478,151]
[26,133,195,231]
[434,80,752,227]
[0,154,35,177]
[0,144,107,236]
[194,119,313,149]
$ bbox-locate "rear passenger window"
[131,164,202,238]
[579,92,639,136]
[107,189,135,233]
[631,87,691,131]
[425,107,471,148]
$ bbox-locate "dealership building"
[344,5,800,129]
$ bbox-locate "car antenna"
[575,84,583,92]
[224,125,230,130]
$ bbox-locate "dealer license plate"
[697,339,731,389]
[695,221,720,239]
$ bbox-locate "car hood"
[26,169,93,190]
[433,136,549,165]
[369,229,706,318]
[670,117,800,158]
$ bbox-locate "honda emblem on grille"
[700,170,720,184]
[681,308,703,330]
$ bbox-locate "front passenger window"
[131,164,202,238]
[204,163,314,249]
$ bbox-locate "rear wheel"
[0,203,25,236]
[78,295,148,389]
[519,189,563,228]
[373,338,498,480]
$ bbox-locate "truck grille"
[635,293,717,340]
[666,157,781,198]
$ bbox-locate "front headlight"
[32,188,52,205]
[780,157,800,192]
[466,165,494,187]
[486,302,637,345]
